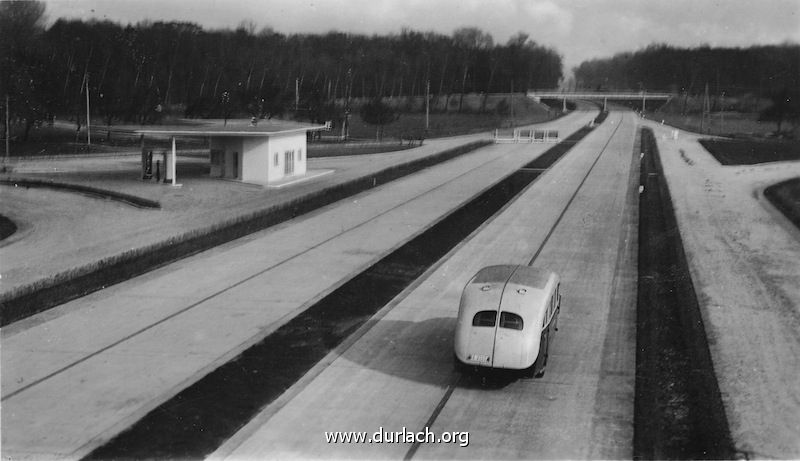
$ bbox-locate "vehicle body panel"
[454,265,560,373]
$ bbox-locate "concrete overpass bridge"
[528,90,675,112]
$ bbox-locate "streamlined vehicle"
[454,265,561,377]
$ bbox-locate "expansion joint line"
[528,113,625,266]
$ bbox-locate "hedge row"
[0,140,492,325]
[0,178,161,209]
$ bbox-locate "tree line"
[1,1,564,140]
[573,43,799,100]
[573,43,800,132]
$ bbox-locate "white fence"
[494,128,559,144]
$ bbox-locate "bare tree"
[452,27,494,112]
[1,0,48,140]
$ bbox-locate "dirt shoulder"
[646,119,800,458]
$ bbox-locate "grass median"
[764,177,800,230]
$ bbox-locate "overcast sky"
[42,0,800,70]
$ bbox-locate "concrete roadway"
[0,111,595,459]
[213,110,640,459]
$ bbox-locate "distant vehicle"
[454,265,561,377]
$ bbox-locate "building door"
[284,150,294,175]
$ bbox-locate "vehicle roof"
[460,265,559,321]
[471,265,553,290]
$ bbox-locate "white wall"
[211,132,308,184]
[264,132,307,182]
[241,137,271,183]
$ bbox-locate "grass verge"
[699,138,800,165]
[635,127,734,459]
[0,214,17,240]
[764,177,800,230]
[0,179,161,209]
[307,140,419,158]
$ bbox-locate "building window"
[274,152,279,166]
[298,148,303,161]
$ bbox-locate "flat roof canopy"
[110,119,328,137]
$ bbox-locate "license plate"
[469,354,490,363]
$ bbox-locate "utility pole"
[425,79,430,131]
[295,78,299,111]
[85,73,91,147]
[5,94,9,160]
[701,82,711,133]
[510,80,515,127]
[642,89,646,114]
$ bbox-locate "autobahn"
[212,110,639,459]
[1,109,600,459]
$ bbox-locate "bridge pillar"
[562,96,567,112]
[603,97,607,112]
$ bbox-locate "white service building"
[133,120,328,186]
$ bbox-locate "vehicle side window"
[472,310,497,327]
[499,312,523,330]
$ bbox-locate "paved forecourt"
[214,111,639,459]
[0,111,596,459]
[645,120,800,458]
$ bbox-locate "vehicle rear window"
[472,310,497,327]
[499,312,524,330]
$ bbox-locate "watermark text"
[325,426,469,447]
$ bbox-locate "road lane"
[420,111,638,460]
[214,111,639,459]
[0,111,596,459]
